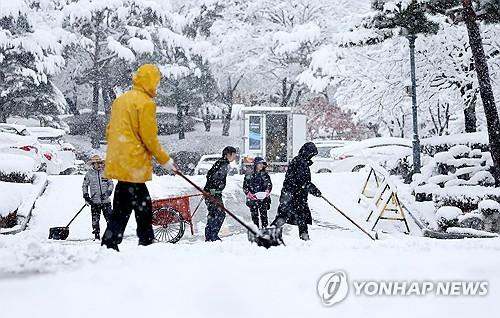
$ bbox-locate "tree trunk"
[102,81,112,120]
[173,84,185,140]
[222,78,233,136]
[91,80,100,149]
[90,23,101,149]
[462,0,500,182]
[463,99,477,133]
[0,102,7,123]
[177,107,185,140]
[280,77,295,107]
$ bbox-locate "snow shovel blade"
[48,227,69,240]
[248,227,284,248]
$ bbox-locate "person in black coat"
[204,146,238,241]
[243,157,272,228]
[272,142,322,240]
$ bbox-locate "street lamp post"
[407,34,421,174]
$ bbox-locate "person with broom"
[82,154,114,240]
[204,146,238,241]
[271,142,322,241]
[102,64,175,251]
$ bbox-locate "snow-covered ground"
[1,172,499,318]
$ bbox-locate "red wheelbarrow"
[151,194,203,243]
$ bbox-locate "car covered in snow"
[310,140,354,173]
[25,126,81,174]
[324,137,413,173]
[193,154,239,175]
[0,128,63,174]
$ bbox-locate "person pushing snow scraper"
[82,154,113,240]
[102,64,175,251]
[272,142,322,240]
[203,146,238,241]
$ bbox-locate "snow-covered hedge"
[420,132,489,156]
[433,186,500,212]
[0,154,35,183]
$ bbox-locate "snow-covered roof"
[240,106,292,113]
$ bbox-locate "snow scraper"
[321,195,377,241]
[48,194,94,240]
[173,169,284,248]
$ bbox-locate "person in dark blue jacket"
[243,157,272,228]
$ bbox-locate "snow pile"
[0,182,28,218]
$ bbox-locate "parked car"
[193,154,239,175]
[310,140,353,173]
[325,137,413,173]
[0,132,43,172]
[26,126,80,174]
[0,123,30,136]
[0,128,63,174]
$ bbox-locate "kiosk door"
[266,113,288,164]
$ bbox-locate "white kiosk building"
[240,106,307,171]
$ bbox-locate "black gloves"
[101,194,107,201]
[83,193,92,204]
[310,187,322,198]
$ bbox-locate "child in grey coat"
[82,155,114,240]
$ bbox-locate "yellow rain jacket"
[104,64,170,183]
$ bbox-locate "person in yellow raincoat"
[101,64,174,251]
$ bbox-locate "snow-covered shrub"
[448,145,471,159]
[420,132,489,156]
[478,200,500,233]
[458,212,484,230]
[469,149,483,159]
[389,157,413,183]
[0,155,35,183]
[478,200,500,216]
[444,179,467,187]
[455,166,483,180]
[433,186,500,212]
[435,206,462,231]
[414,183,439,202]
[469,171,495,186]
[0,210,17,229]
[428,174,456,187]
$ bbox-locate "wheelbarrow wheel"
[152,206,185,243]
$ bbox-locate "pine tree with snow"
[0,2,65,124]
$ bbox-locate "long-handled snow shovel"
[321,196,377,241]
[173,168,284,248]
[48,194,94,240]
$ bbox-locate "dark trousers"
[297,216,309,238]
[102,182,154,249]
[205,194,225,241]
[90,203,112,235]
[248,201,268,228]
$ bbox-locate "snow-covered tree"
[0,2,65,123]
